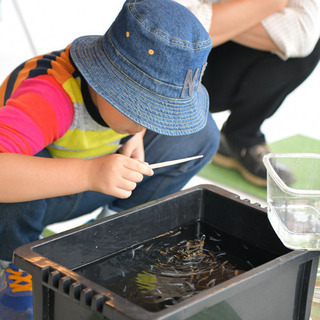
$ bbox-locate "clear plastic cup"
[263,153,320,250]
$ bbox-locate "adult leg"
[202,40,320,185]
[203,40,320,147]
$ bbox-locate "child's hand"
[88,153,153,199]
[118,129,146,162]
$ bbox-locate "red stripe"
[13,77,74,136]
[7,93,60,147]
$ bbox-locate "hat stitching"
[105,32,202,97]
[101,63,201,121]
[104,85,204,131]
[92,57,205,128]
[79,48,199,120]
[102,63,200,116]
[75,38,207,127]
[84,56,207,133]
[129,0,212,50]
[106,90,205,130]
[84,46,199,114]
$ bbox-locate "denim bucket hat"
[70,0,212,136]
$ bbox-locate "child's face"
[89,85,144,135]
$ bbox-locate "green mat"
[198,134,320,200]
[42,228,56,238]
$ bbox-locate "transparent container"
[263,153,320,250]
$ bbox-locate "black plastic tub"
[13,184,320,320]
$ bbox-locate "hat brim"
[70,36,209,136]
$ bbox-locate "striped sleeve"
[0,75,74,154]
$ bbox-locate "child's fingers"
[118,179,137,191]
[122,170,145,184]
[114,179,138,199]
[125,159,154,176]
[114,188,132,199]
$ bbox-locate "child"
[0,0,219,318]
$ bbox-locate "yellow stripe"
[62,77,83,103]
[47,128,127,158]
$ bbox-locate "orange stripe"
[11,56,44,93]
[1,48,72,107]
[0,123,31,154]
[0,54,45,107]
[0,76,9,106]
[34,74,74,122]
[49,46,75,84]
[0,146,9,152]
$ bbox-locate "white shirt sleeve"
[175,0,320,60]
[262,0,320,60]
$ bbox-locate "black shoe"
[212,132,295,187]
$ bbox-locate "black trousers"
[202,39,320,147]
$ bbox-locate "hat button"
[126,31,130,38]
[148,49,154,55]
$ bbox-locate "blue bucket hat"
[70,0,212,136]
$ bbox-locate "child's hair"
[71,0,212,136]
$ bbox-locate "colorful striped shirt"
[0,45,127,158]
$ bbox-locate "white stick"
[149,155,204,169]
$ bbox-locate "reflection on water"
[76,223,255,312]
[118,235,246,310]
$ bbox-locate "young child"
[0,0,219,318]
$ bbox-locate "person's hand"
[88,152,153,199]
[118,129,146,162]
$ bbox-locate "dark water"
[75,223,258,312]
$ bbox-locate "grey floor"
[1,0,320,230]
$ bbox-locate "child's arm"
[0,152,153,202]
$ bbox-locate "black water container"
[13,185,319,320]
